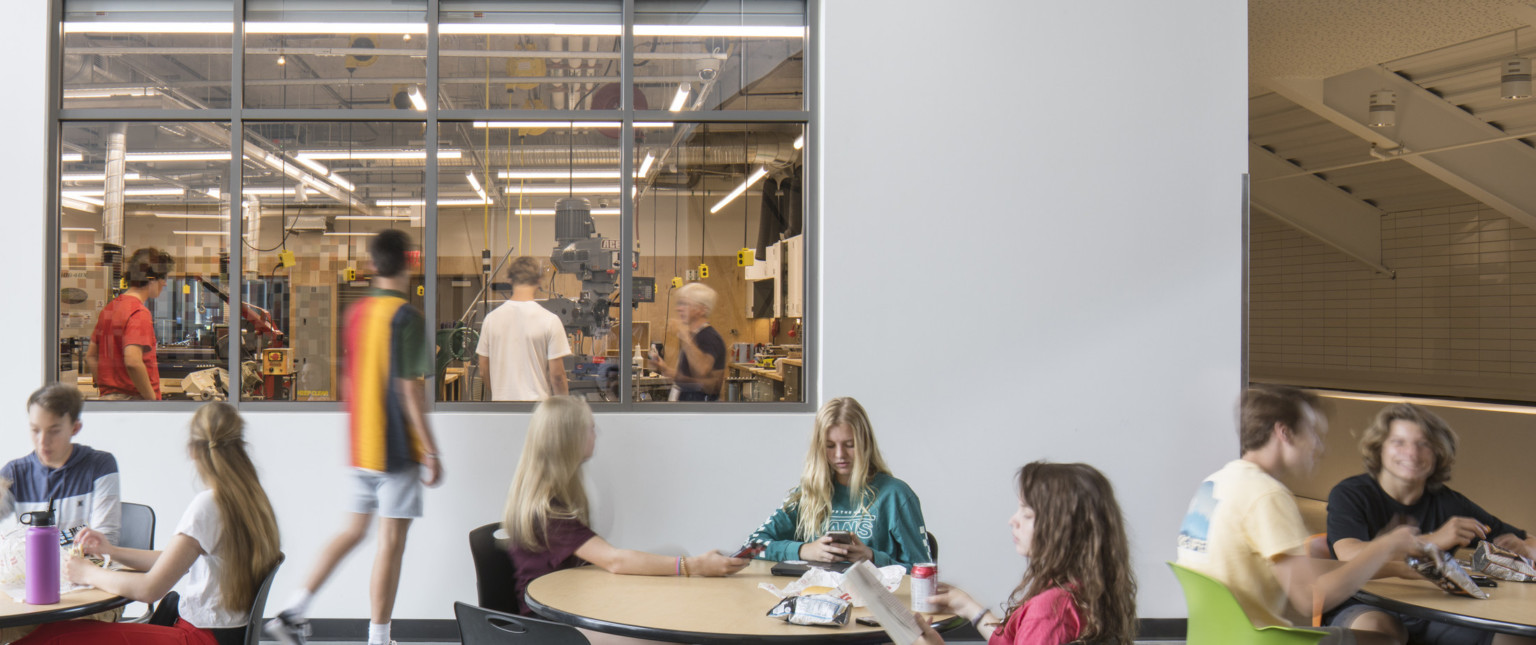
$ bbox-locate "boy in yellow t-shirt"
[1177,386,1419,645]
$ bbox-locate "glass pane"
[633,122,805,403]
[634,0,806,113]
[63,0,234,110]
[244,0,428,110]
[436,121,624,402]
[439,1,622,111]
[58,122,232,401]
[239,122,426,401]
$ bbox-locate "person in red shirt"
[86,247,173,400]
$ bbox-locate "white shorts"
[350,466,424,519]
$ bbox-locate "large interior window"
[51,0,811,408]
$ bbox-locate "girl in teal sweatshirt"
[745,397,932,570]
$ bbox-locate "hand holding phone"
[827,531,853,544]
[729,544,763,559]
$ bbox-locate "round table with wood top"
[0,588,130,628]
[1355,577,1536,637]
[526,560,965,644]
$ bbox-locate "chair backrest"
[926,530,938,562]
[237,553,284,645]
[1168,562,1326,645]
[120,502,155,551]
[148,553,282,645]
[469,522,521,614]
[454,601,590,645]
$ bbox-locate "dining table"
[527,560,965,644]
[1355,577,1536,637]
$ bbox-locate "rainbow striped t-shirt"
[343,288,430,472]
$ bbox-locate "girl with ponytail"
[17,402,281,645]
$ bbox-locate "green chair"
[1169,562,1327,645]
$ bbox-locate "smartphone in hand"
[730,543,764,559]
[827,531,853,544]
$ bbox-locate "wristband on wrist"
[970,608,989,627]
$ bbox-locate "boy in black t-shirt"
[1325,403,1535,645]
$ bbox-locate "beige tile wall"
[1250,203,1536,402]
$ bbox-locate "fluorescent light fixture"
[66,187,187,197]
[244,22,428,35]
[61,172,142,182]
[60,227,96,232]
[335,215,414,221]
[633,122,675,129]
[439,23,621,36]
[472,121,671,129]
[126,151,232,162]
[62,153,84,163]
[497,170,622,180]
[406,86,427,111]
[709,166,768,214]
[638,152,655,176]
[173,230,226,236]
[327,173,356,192]
[323,232,381,236]
[242,187,298,196]
[513,208,620,216]
[63,87,160,99]
[148,212,225,220]
[669,82,691,112]
[63,22,233,34]
[502,185,621,195]
[465,171,490,202]
[297,149,460,161]
[375,198,492,207]
[293,156,330,176]
[634,25,803,38]
[60,192,103,206]
[793,134,804,150]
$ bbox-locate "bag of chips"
[1471,541,1536,582]
[766,593,852,627]
[1407,543,1489,599]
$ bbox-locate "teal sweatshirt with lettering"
[745,472,932,570]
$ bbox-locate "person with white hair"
[648,282,727,401]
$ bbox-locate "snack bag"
[1471,542,1536,582]
[766,593,852,627]
[1407,543,1489,599]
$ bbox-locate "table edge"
[0,594,133,629]
[527,593,967,644]
[1353,588,1536,638]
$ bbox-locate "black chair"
[469,522,521,614]
[149,553,284,645]
[927,531,939,562]
[454,601,589,645]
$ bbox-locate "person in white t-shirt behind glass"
[476,256,571,401]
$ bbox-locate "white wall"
[2,0,1246,622]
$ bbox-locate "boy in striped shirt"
[267,230,443,645]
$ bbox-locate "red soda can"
[910,563,938,612]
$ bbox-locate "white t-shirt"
[172,490,246,629]
[1176,459,1312,628]
[475,300,572,401]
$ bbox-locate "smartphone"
[729,544,763,559]
[827,531,853,544]
[651,342,664,359]
[856,616,881,627]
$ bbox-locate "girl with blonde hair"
[917,461,1138,645]
[502,396,747,616]
[745,397,932,568]
[18,402,281,645]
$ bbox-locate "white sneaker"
[262,611,310,645]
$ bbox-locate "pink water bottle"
[20,508,59,605]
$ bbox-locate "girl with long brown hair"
[918,461,1138,645]
[16,402,281,645]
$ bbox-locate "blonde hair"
[789,397,891,541]
[675,282,716,316]
[503,396,594,551]
[1360,403,1458,490]
[186,402,281,613]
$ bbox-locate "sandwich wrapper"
[1471,541,1536,582]
[759,563,906,607]
[1407,542,1489,599]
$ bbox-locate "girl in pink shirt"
[918,461,1138,645]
